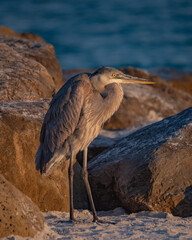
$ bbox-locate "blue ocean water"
[0,0,192,71]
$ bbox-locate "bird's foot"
[93,216,116,225]
[69,218,81,224]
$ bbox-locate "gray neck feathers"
[85,82,123,127]
[101,83,123,123]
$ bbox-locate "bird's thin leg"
[82,147,99,222]
[68,149,76,222]
[83,148,116,225]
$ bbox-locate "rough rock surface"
[0,43,56,103]
[0,27,87,213]
[0,174,44,238]
[0,28,63,90]
[0,26,45,42]
[0,101,88,212]
[88,107,192,217]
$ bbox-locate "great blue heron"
[35,67,154,223]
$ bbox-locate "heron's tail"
[35,145,66,176]
[44,149,66,176]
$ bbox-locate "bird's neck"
[101,83,124,122]
[91,79,105,93]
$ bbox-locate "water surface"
[1,0,192,70]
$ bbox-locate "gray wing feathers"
[45,88,84,152]
[36,81,85,173]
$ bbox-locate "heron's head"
[90,67,155,92]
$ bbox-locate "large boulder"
[88,107,192,217]
[0,174,44,238]
[0,27,63,89]
[0,101,88,212]
[0,43,55,103]
[0,27,87,212]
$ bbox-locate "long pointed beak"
[116,74,155,84]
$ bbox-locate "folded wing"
[35,80,85,174]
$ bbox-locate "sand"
[3,208,192,240]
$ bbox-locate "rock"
[120,66,150,79]
[88,107,192,217]
[151,68,192,96]
[0,174,44,238]
[0,43,56,103]
[168,73,192,96]
[0,28,63,89]
[0,26,45,42]
[0,101,88,212]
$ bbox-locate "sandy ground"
[4,208,192,240]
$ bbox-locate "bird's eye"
[112,74,116,78]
